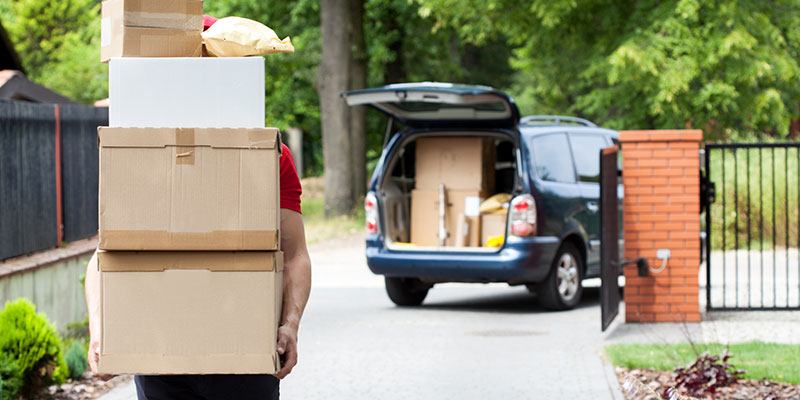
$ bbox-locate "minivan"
[344,83,619,310]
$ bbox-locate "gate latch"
[622,257,650,277]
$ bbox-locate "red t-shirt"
[279,143,302,214]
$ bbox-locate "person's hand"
[87,336,114,380]
[275,324,298,379]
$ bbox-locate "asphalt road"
[101,235,621,399]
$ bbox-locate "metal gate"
[705,143,800,310]
[600,146,620,330]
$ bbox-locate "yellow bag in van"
[202,17,294,57]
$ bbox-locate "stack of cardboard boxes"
[410,137,495,247]
[96,0,283,375]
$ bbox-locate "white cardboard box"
[109,57,265,128]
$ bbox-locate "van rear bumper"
[365,236,560,284]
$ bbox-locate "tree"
[1,0,107,103]
[416,0,800,139]
[350,0,367,200]
[319,0,354,215]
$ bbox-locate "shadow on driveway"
[397,286,602,314]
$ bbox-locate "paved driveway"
[101,235,621,399]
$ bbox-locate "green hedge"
[0,299,67,399]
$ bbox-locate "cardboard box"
[101,0,203,62]
[98,127,280,251]
[102,0,204,31]
[96,251,283,374]
[415,137,495,192]
[481,212,507,246]
[109,57,265,128]
[410,189,482,247]
[101,26,201,61]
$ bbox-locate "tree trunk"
[790,117,799,139]
[319,0,353,216]
[349,0,367,202]
[383,12,406,84]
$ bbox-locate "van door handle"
[586,201,599,213]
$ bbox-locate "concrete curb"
[601,355,625,400]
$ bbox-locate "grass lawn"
[301,196,363,244]
[606,342,800,384]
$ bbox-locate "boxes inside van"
[379,134,515,251]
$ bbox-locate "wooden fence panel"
[0,100,57,260]
[60,104,106,242]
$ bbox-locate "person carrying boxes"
[86,3,310,398]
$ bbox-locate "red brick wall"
[619,130,702,323]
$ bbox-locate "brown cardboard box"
[480,212,507,246]
[98,127,281,251]
[415,137,495,192]
[101,26,202,61]
[101,0,203,61]
[96,251,283,374]
[410,189,482,247]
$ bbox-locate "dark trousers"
[135,374,280,400]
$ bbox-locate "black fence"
[60,104,104,242]
[0,100,106,260]
[705,143,800,310]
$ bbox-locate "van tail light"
[509,194,537,237]
[365,191,379,235]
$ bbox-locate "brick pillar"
[619,130,702,323]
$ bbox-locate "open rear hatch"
[343,82,521,129]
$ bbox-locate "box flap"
[97,250,283,272]
[99,127,279,149]
[118,0,204,15]
[103,0,204,31]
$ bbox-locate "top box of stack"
[415,136,495,193]
[101,0,203,62]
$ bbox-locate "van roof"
[520,125,618,139]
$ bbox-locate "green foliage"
[0,299,67,399]
[64,341,87,380]
[417,0,800,139]
[0,0,108,103]
[63,318,89,345]
[0,353,23,400]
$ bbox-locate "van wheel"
[535,243,583,311]
[385,277,429,306]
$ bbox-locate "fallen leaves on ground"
[618,368,800,400]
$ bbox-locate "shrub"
[669,351,745,398]
[0,299,68,398]
[0,353,23,400]
[64,341,87,380]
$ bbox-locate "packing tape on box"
[97,354,281,375]
[134,30,202,57]
[99,230,280,251]
[175,128,196,165]
[124,12,203,31]
[98,250,283,272]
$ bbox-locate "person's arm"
[84,251,104,374]
[275,209,312,379]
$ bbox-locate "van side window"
[530,134,576,183]
[568,134,609,183]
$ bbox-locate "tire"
[534,243,584,311]
[385,277,429,306]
